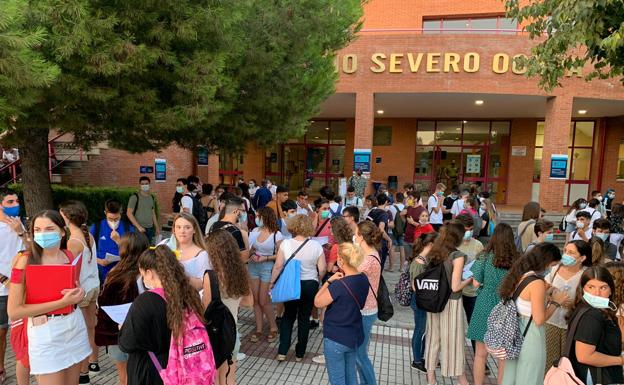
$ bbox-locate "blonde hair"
[337,242,364,269]
[173,213,208,250]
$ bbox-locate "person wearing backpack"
[564,266,624,385]
[564,199,587,242]
[127,176,160,245]
[422,222,473,385]
[497,243,567,385]
[387,192,406,273]
[119,245,215,385]
[203,229,253,385]
[466,223,519,385]
[180,182,208,233]
[352,221,383,385]
[517,202,541,253]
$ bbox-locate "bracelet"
[548,300,561,308]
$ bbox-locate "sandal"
[250,332,263,343]
[267,330,278,343]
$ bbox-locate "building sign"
[197,147,208,166]
[353,149,371,173]
[155,159,167,182]
[139,166,153,174]
[511,146,527,157]
[466,155,481,173]
[550,154,568,179]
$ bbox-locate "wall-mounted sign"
[511,146,527,157]
[197,147,208,166]
[353,149,371,173]
[466,155,481,174]
[155,159,167,182]
[139,166,154,174]
[550,154,568,179]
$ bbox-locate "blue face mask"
[255,218,263,228]
[2,205,20,217]
[595,233,609,242]
[583,291,613,310]
[544,233,554,242]
[561,254,577,266]
[33,231,62,249]
[541,266,553,277]
[463,230,473,240]
[239,212,248,223]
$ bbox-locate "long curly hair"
[499,243,561,299]
[605,261,624,311]
[411,232,438,261]
[138,245,204,339]
[482,223,518,270]
[103,232,149,296]
[204,230,250,298]
[427,221,464,264]
[256,207,280,233]
[566,265,617,323]
[330,216,353,244]
[357,220,382,249]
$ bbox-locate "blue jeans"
[144,227,155,245]
[324,338,358,385]
[410,292,426,363]
[356,313,377,385]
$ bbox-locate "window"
[373,126,392,146]
[618,141,624,180]
[423,16,518,34]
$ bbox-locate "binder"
[25,253,82,315]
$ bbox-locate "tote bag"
[271,239,309,303]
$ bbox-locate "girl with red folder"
[8,210,90,385]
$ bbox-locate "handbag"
[271,239,310,303]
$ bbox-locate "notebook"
[25,253,82,315]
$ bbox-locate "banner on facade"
[550,154,568,179]
[353,149,372,173]
[155,159,167,182]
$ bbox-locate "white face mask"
[107,220,120,230]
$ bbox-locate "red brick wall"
[506,119,537,206]
[371,118,417,191]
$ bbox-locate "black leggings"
[278,280,319,357]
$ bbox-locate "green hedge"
[10,184,160,225]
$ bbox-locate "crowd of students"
[1,175,624,385]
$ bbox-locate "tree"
[0,0,364,215]
[506,0,624,91]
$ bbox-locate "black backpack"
[203,270,237,369]
[185,194,208,232]
[414,255,453,313]
[368,255,394,321]
[392,205,406,237]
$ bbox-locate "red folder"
[25,253,82,315]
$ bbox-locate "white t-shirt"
[451,199,465,217]
[329,202,340,214]
[427,195,443,224]
[181,195,194,214]
[343,196,363,208]
[296,204,312,216]
[572,228,593,241]
[205,215,220,235]
[279,238,324,282]
[249,229,283,256]
[180,250,212,279]
[0,222,24,296]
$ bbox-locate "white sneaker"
[237,352,246,361]
[312,354,325,364]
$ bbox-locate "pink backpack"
[148,289,217,385]
[544,307,590,385]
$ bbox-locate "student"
[402,194,425,258]
[280,199,298,239]
[126,176,160,244]
[424,222,473,385]
[499,243,567,385]
[172,177,186,213]
[565,199,587,242]
[566,266,624,385]
[313,198,333,242]
[589,190,607,218]
[442,187,459,222]
[325,217,354,282]
[518,202,541,252]
[525,219,555,253]
[266,185,289,219]
[95,232,149,385]
[203,230,252,385]
[592,218,618,260]
[296,191,314,216]
[459,196,483,238]
[348,169,367,199]
[8,210,90,385]
[168,213,211,290]
[59,201,102,384]
[343,186,363,209]
[408,232,438,373]
[118,245,206,385]
[200,183,218,219]
[313,242,369,385]
[573,211,593,242]
[248,208,282,344]
[91,199,134,283]
[209,196,250,262]
[387,192,406,272]
[341,206,360,234]
[252,180,273,210]
[366,194,392,271]
[271,214,326,362]
[427,183,446,231]
[584,198,603,228]
[451,189,469,218]
[467,223,519,385]
[412,210,435,240]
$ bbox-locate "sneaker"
[312,355,326,364]
[276,354,286,362]
[79,373,90,384]
[237,352,246,361]
[309,320,320,330]
[295,356,303,362]
[88,362,100,374]
[411,361,427,373]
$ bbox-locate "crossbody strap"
[519,219,535,238]
[272,239,310,284]
[339,278,362,309]
[367,254,382,298]
[315,219,330,237]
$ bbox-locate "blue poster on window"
[353,149,371,172]
[155,159,167,182]
[549,154,568,179]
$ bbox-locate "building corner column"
[354,92,374,194]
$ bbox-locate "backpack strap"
[367,254,382,298]
[518,219,535,238]
[204,270,221,302]
[563,306,591,358]
[272,232,277,256]
[315,218,330,237]
[272,239,310,285]
[511,274,542,337]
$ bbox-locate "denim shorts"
[247,261,274,283]
[107,345,128,362]
[391,233,404,247]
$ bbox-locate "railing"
[0,160,20,188]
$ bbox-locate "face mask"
[609,194,615,199]
[288,212,296,218]
[596,233,609,241]
[321,210,330,219]
[451,194,458,200]
[34,231,62,249]
[255,218,263,228]
[544,233,554,242]
[406,199,415,207]
[579,203,587,209]
[597,196,603,202]
[249,183,255,188]
[2,205,20,217]
[576,221,585,229]
[107,220,120,230]
[239,212,248,223]
[541,267,552,277]
[561,254,576,266]
[437,191,444,197]
[141,185,150,192]
[463,230,473,240]
[583,291,614,310]
[176,186,184,194]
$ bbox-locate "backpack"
[148,289,216,385]
[329,204,343,218]
[414,256,453,313]
[185,194,208,233]
[394,262,412,306]
[392,205,406,237]
[203,270,237,369]
[514,219,534,253]
[544,307,591,385]
[483,275,541,360]
[558,215,567,232]
[368,255,394,321]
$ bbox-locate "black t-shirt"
[210,221,245,251]
[119,291,171,385]
[569,305,624,385]
[479,211,490,237]
[367,208,389,233]
[443,196,457,221]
